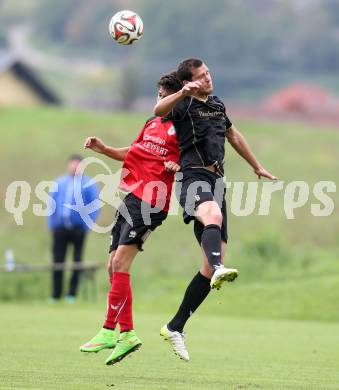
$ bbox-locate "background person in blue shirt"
[48,154,100,301]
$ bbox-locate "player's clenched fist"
[84,136,106,154]
[181,81,202,97]
[164,161,181,173]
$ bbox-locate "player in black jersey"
[154,58,276,361]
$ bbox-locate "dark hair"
[69,154,83,161]
[157,71,182,93]
[177,58,203,82]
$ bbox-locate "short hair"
[157,71,182,93]
[69,154,83,161]
[177,58,203,82]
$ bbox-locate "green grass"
[1,107,339,389]
[0,303,339,390]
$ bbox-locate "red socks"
[119,285,133,332]
[104,272,133,332]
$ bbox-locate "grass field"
[1,303,339,390]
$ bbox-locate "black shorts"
[175,168,228,244]
[109,193,167,253]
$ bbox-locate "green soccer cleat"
[105,330,142,365]
[80,328,117,353]
[210,265,239,290]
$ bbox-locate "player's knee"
[112,248,131,272]
[203,214,222,227]
[197,201,223,227]
[112,255,124,272]
[211,214,223,227]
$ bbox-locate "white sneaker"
[210,265,239,289]
[160,324,189,362]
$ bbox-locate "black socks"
[201,224,222,272]
[167,225,222,333]
[168,272,211,333]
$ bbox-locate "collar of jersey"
[193,95,211,103]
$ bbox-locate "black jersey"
[169,95,232,173]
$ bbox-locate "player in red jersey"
[80,73,181,365]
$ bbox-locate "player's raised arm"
[153,81,202,117]
[84,136,130,161]
[226,126,277,180]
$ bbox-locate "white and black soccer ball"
[109,10,144,45]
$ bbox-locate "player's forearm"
[101,146,130,161]
[153,90,184,117]
[227,127,262,171]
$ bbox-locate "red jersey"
[119,116,179,212]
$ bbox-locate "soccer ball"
[109,10,143,45]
